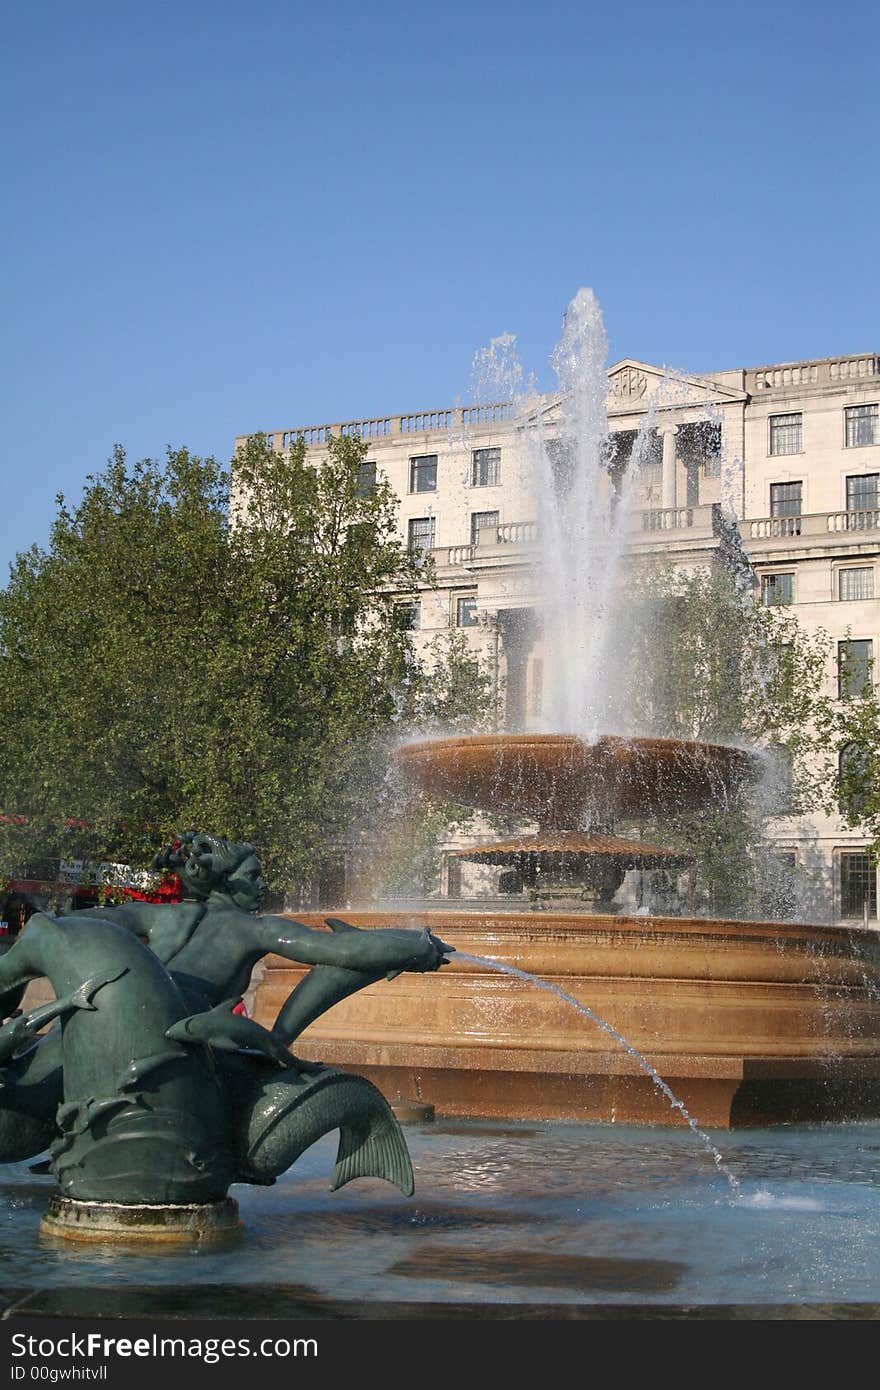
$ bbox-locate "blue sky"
[2,0,878,577]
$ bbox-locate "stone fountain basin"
[392,734,760,826]
[254,910,880,1130]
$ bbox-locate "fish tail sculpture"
[231,1065,414,1196]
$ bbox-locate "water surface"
[4,1119,880,1314]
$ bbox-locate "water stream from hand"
[454,950,740,1195]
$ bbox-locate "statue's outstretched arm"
[253,915,449,974]
[258,917,453,1045]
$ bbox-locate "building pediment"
[512,361,749,433]
[607,359,748,414]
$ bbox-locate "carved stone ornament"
[611,366,649,401]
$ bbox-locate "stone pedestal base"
[40,1195,242,1243]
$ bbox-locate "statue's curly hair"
[153,831,259,899]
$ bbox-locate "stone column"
[661,426,678,511]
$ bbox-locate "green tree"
[0,435,490,898]
[0,445,231,880]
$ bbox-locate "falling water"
[474,289,663,739]
[454,950,740,1195]
[532,289,631,737]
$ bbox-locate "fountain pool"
[3,1118,880,1317]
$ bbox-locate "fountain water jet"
[453,949,740,1193]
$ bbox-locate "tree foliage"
[0,435,492,895]
[804,650,880,858]
[622,564,830,751]
[615,563,838,915]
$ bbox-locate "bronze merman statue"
[0,832,452,1231]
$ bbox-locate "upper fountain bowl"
[392,733,761,829]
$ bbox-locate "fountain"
[254,290,880,1130]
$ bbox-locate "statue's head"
[154,832,267,912]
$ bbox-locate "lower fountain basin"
[254,911,880,1128]
[6,1120,880,1317]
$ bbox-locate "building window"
[761,573,794,606]
[769,480,803,517]
[355,461,376,497]
[393,600,420,631]
[470,510,499,546]
[845,473,880,512]
[839,743,872,819]
[769,413,802,455]
[446,855,462,899]
[678,420,723,478]
[839,567,875,601]
[760,848,798,920]
[845,404,879,448]
[603,430,662,485]
[603,431,635,475]
[408,516,436,556]
[409,455,437,493]
[838,639,873,698]
[472,447,501,486]
[839,851,877,919]
[455,595,479,628]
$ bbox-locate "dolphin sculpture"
[0,969,126,1070]
[165,998,298,1069]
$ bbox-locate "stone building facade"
[236,351,880,922]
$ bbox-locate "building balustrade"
[460,403,516,426]
[749,510,880,541]
[639,506,695,532]
[442,509,721,566]
[442,503,880,561]
[748,516,803,539]
[746,353,879,394]
[399,410,455,434]
[261,402,515,451]
[827,510,880,532]
[447,544,476,566]
[496,521,538,545]
[443,507,880,568]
